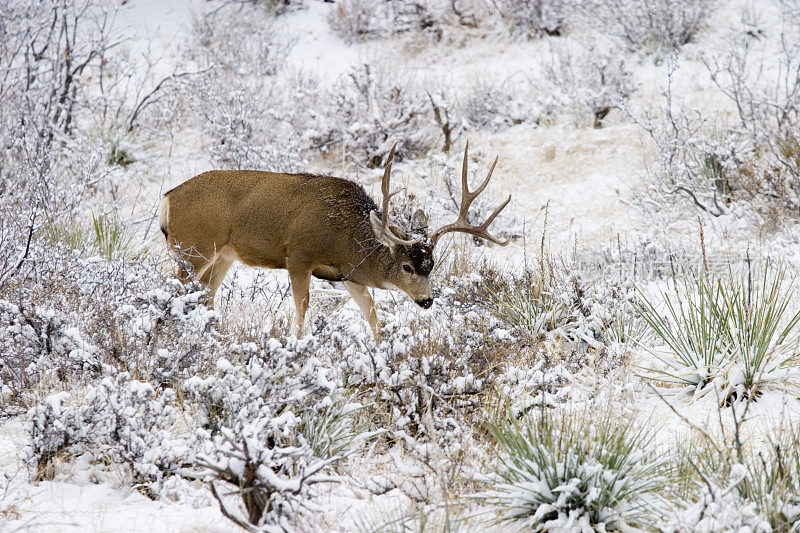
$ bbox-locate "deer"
[158,141,510,339]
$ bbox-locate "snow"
[283,2,361,79]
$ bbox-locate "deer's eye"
[403,264,413,273]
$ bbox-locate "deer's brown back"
[164,170,378,272]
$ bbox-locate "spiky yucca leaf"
[637,266,800,399]
[477,408,665,530]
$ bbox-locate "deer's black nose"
[417,298,433,309]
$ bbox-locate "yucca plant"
[300,398,377,459]
[636,266,800,400]
[477,407,666,530]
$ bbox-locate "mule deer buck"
[158,142,510,338]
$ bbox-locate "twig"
[210,482,259,533]
[125,68,210,133]
[0,205,37,287]
[645,382,723,455]
[697,215,708,274]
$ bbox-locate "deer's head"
[370,142,511,309]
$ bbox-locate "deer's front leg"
[343,280,380,340]
[288,262,312,337]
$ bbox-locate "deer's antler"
[430,141,511,246]
[374,143,421,247]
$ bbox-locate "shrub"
[634,58,775,219]
[702,29,800,218]
[463,79,529,132]
[592,0,719,51]
[496,0,577,38]
[185,343,348,531]
[469,257,635,368]
[740,424,800,530]
[0,238,219,411]
[663,474,772,532]
[184,3,304,171]
[26,375,191,488]
[306,63,434,167]
[0,1,163,228]
[636,25,800,220]
[534,40,634,127]
[477,406,665,530]
[24,322,353,526]
[667,416,800,531]
[327,1,453,44]
[636,266,800,402]
[327,0,383,43]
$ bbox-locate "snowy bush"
[462,256,635,369]
[335,293,514,444]
[633,59,761,218]
[642,30,800,219]
[327,1,474,44]
[638,106,742,216]
[463,79,530,131]
[702,28,800,216]
[24,332,354,525]
[534,40,634,127]
[0,1,115,154]
[184,3,306,171]
[426,88,465,153]
[637,266,800,403]
[663,476,772,532]
[200,425,338,532]
[327,0,384,43]
[496,0,578,38]
[306,63,434,167]
[0,298,105,408]
[186,343,347,531]
[495,358,576,417]
[666,415,800,531]
[592,0,718,51]
[478,406,665,530]
[740,424,800,531]
[26,375,191,488]
[0,237,221,411]
[0,0,173,223]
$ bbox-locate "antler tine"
[430,143,511,247]
[379,142,421,247]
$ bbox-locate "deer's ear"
[412,209,428,234]
[370,210,397,252]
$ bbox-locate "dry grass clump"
[447,248,634,373]
[667,412,800,530]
